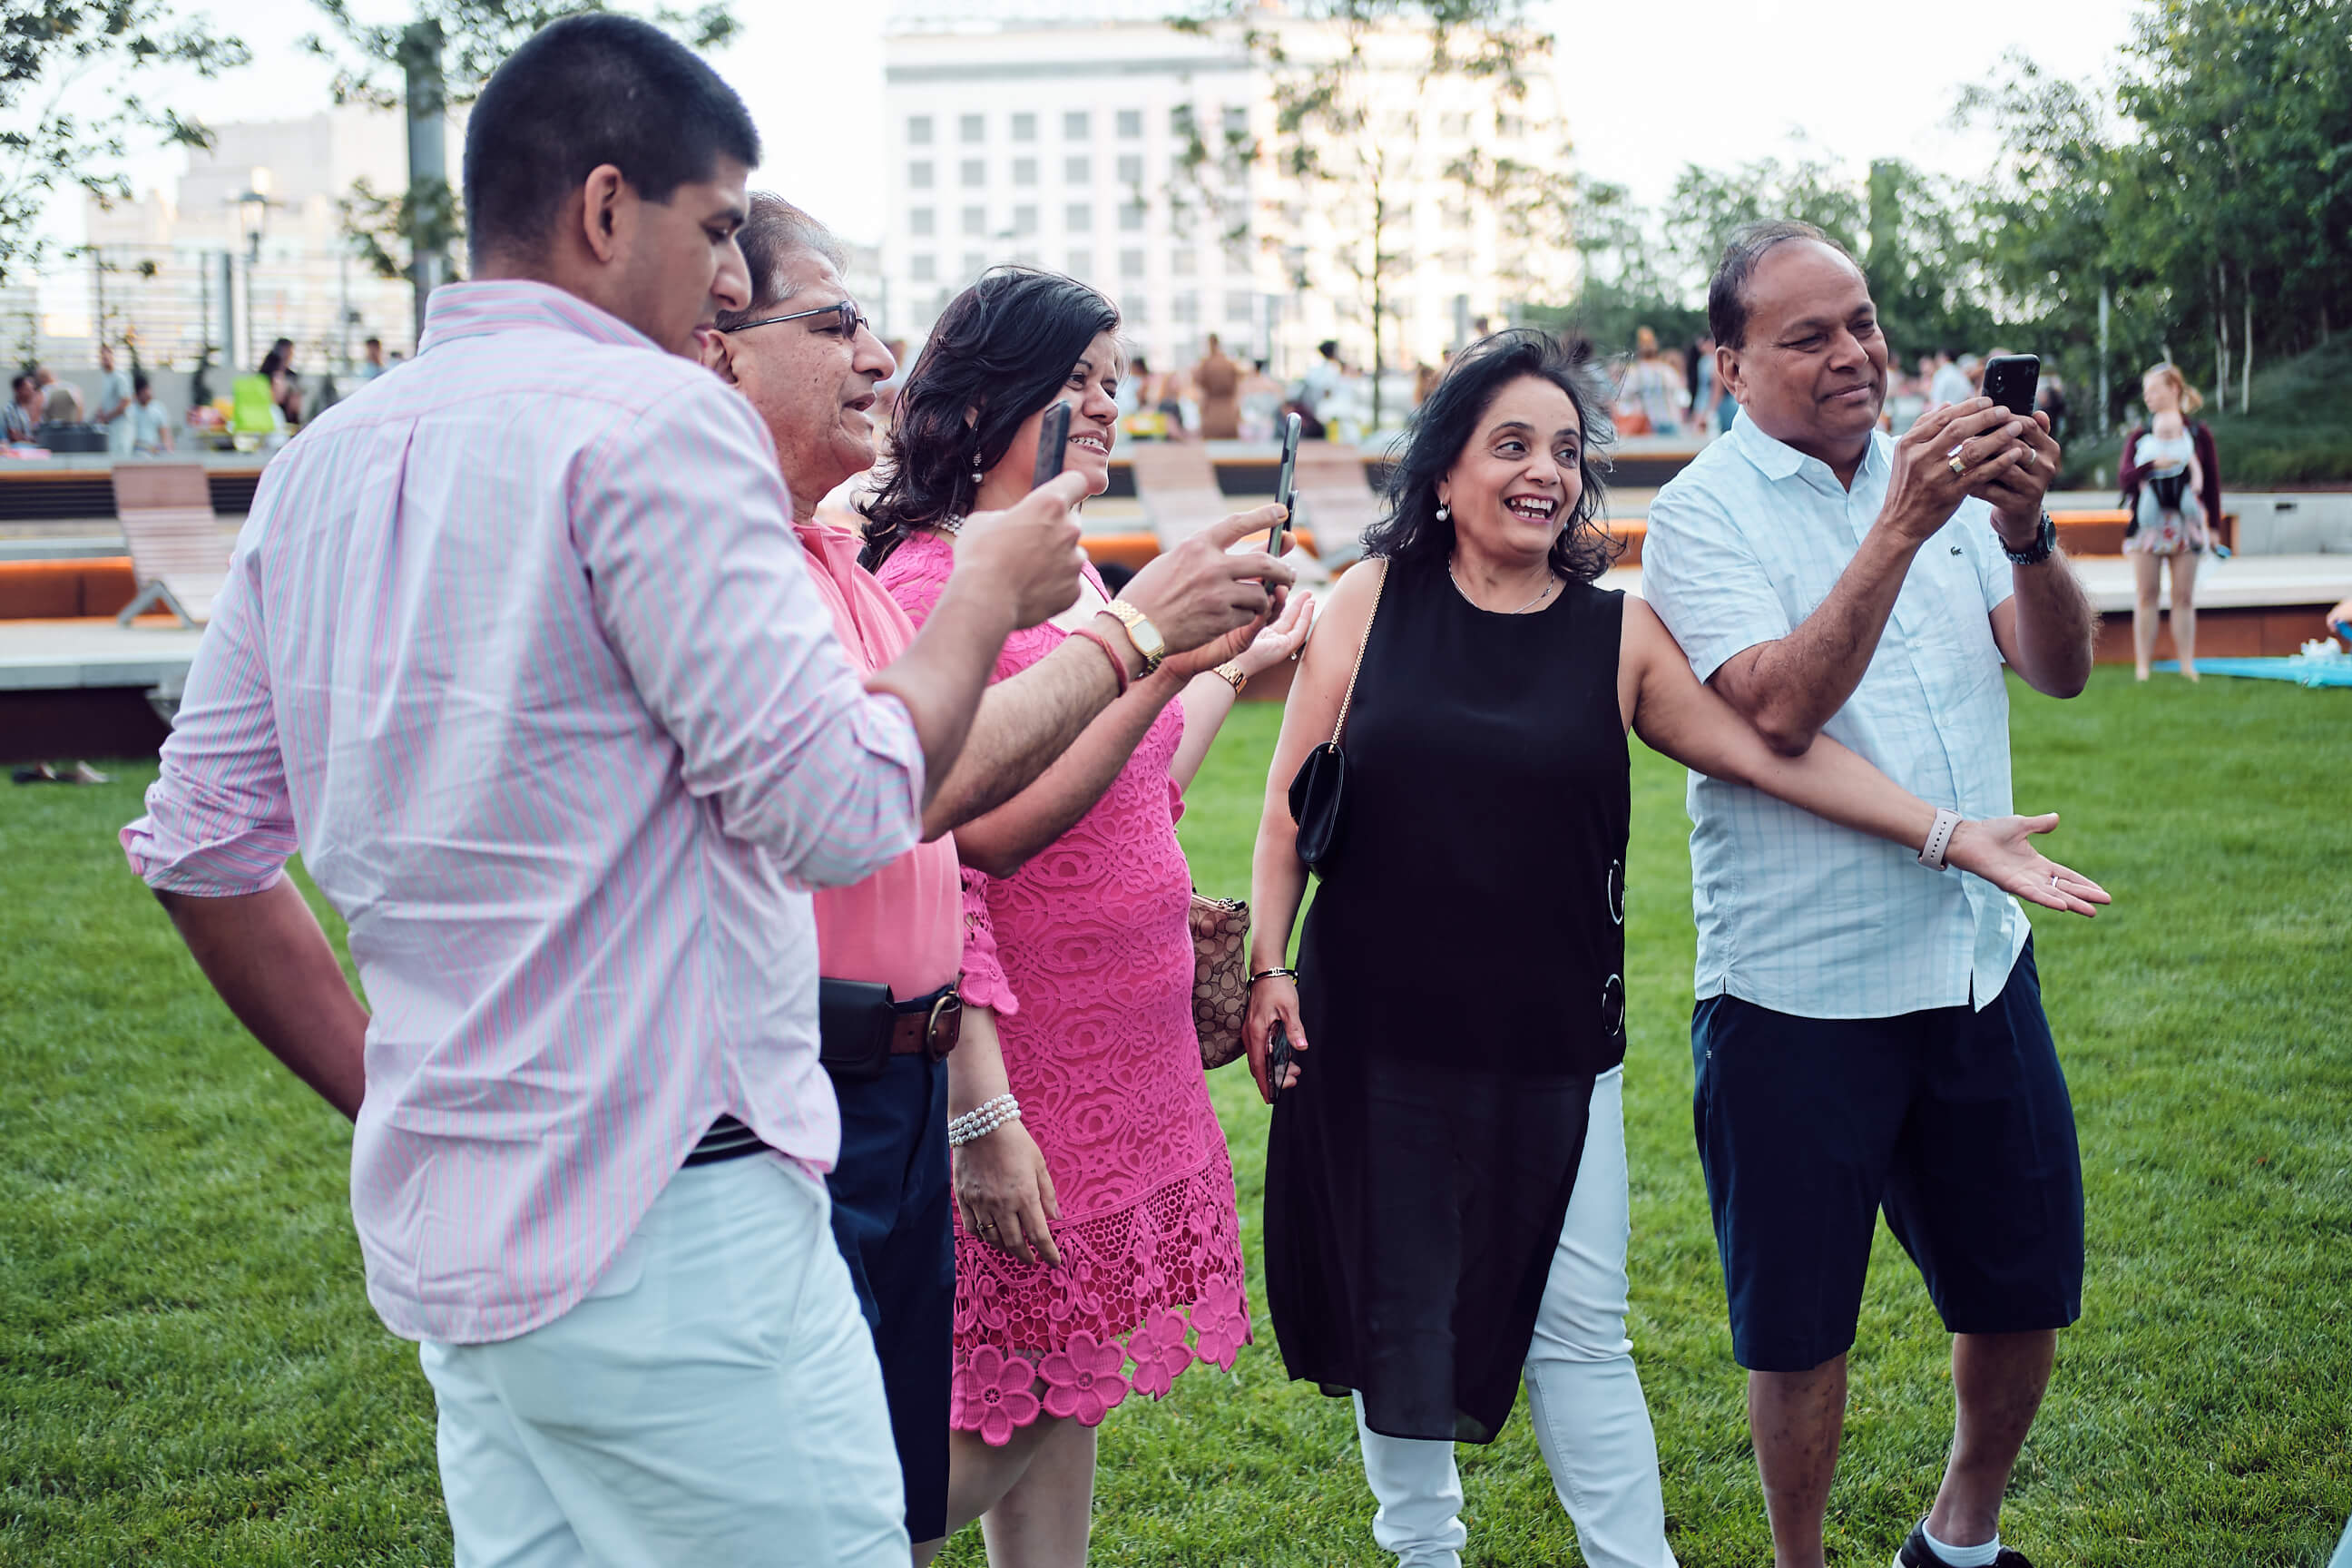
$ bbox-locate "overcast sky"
[56,0,2142,258]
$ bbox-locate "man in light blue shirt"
[1642,220,2097,1568]
[96,343,135,455]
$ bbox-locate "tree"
[0,0,250,283]
[299,0,739,303]
[1173,0,1573,431]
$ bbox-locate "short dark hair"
[463,13,760,269]
[1361,327,1617,586]
[132,371,151,393]
[1707,220,1861,350]
[10,373,33,397]
[860,268,1120,569]
[1318,338,1339,360]
[714,193,851,332]
[364,335,382,348]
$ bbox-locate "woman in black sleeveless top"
[1245,331,2111,1567]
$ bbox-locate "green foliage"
[5,676,2348,1563]
[0,0,250,283]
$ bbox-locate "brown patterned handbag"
[1190,892,1250,1069]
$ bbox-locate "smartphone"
[1031,399,1073,491]
[1980,354,2041,418]
[1268,412,1302,555]
[1265,1020,1294,1108]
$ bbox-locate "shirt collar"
[1728,407,1891,489]
[417,279,663,356]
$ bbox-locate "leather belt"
[889,987,963,1061]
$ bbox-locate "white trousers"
[419,1155,908,1568]
[1354,1065,1677,1568]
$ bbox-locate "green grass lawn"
[3,670,2347,1566]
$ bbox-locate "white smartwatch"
[1917,807,1963,871]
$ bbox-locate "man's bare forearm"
[1720,525,1920,754]
[156,880,368,1120]
[2006,554,2095,697]
[922,631,1131,837]
[867,569,1021,810]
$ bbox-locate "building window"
[1120,248,1145,278]
[962,251,986,279]
[911,254,936,282]
[1063,111,1091,141]
[1125,293,1149,323]
[1440,112,1471,136]
[1221,105,1248,138]
[1225,289,1252,324]
[960,113,985,143]
[1066,249,1092,279]
[1065,154,1091,184]
[1223,240,1251,273]
[1065,202,1093,233]
[908,115,933,145]
[1012,113,1036,142]
[1117,109,1142,139]
[909,161,934,190]
[1171,103,1196,139]
[1013,204,1038,236]
[962,205,986,237]
[910,207,935,237]
[1117,153,1143,185]
[1014,157,1037,186]
[1172,290,1200,324]
[1119,201,1145,232]
[960,159,985,188]
[1171,249,1197,276]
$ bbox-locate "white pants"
[419,1155,907,1568]
[1354,1065,1677,1568]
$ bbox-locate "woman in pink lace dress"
[864,268,1308,1564]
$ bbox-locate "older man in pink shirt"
[113,19,1286,1568]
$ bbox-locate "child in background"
[2131,405,2208,554]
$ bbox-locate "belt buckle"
[924,991,963,1061]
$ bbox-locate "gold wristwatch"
[1102,600,1166,676]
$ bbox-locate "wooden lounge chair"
[1292,444,1382,566]
[1128,442,1230,551]
[111,464,228,628]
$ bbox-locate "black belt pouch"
[818,977,896,1083]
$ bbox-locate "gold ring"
[1947,453,1967,477]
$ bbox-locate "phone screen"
[1981,354,2041,418]
[1269,413,1302,554]
[1031,400,1073,491]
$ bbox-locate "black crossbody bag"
[1288,558,1387,874]
[818,978,898,1083]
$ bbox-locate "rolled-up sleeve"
[121,558,296,897]
[572,383,924,890]
[1640,485,1792,682]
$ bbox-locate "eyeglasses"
[721,299,870,338]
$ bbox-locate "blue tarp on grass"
[2155,658,2352,687]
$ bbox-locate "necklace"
[1447,561,1560,614]
[935,516,964,536]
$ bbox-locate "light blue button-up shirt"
[1642,411,2028,1018]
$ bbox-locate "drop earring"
[971,451,985,485]
[1436,502,1451,522]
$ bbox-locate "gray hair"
[1706,219,1862,350]
[714,192,852,329]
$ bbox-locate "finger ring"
[1947,452,1967,477]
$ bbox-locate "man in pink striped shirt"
[116,17,1139,1566]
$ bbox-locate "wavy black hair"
[1362,328,1617,585]
[860,268,1120,568]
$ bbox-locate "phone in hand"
[1980,354,2041,418]
[1268,412,1302,555]
[1031,399,1073,491]
[1265,1018,1295,1107]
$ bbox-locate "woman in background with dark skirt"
[1243,329,2112,1568]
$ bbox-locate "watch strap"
[1917,807,1963,871]
[1102,599,1166,674]
[2002,509,2057,566]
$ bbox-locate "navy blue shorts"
[1691,939,2084,1373]
[825,1054,953,1543]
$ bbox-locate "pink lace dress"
[876,530,1251,1446]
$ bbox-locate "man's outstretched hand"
[1118,505,1298,655]
[1945,813,2111,917]
[956,470,1093,629]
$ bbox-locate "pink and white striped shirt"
[122,280,925,1345]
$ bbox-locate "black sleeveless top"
[1264,553,1631,1443]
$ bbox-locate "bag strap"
[1328,557,1390,748]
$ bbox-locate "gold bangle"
[1212,660,1248,694]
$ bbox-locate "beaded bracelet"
[948,1093,1022,1148]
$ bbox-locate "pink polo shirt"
[796,518,960,1002]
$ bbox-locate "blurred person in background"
[2118,362,2222,681]
[128,374,174,455]
[264,338,306,425]
[358,337,389,380]
[5,374,40,442]
[35,365,82,422]
[97,343,135,454]
[1191,332,1241,439]
[1928,349,1972,408]
[1623,326,1685,436]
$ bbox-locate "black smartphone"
[1265,1019,1294,1107]
[1031,399,1073,490]
[1980,354,2040,418]
[1268,412,1302,555]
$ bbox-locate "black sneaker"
[1895,1521,2035,1568]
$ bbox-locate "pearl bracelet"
[948,1093,1021,1148]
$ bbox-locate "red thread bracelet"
[1072,625,1132,696]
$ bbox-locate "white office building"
[879,1,1577,384]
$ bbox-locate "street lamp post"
[229,175,276,373]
